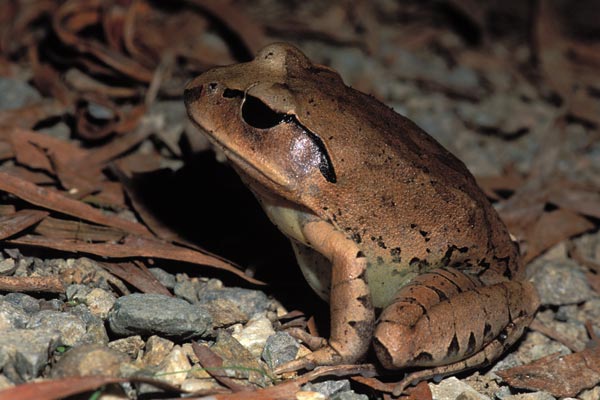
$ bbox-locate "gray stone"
[198,287,271,321]
[108,293,211,339]
[66,283,91,300]
[0,258,16,275]
[3,293,40,314]
[69,304,108,344]
[26,310,87,347]
[535,309,588,351]
[0,328,61,382]
[303,380,351,397]
[12,257,33,277]
[560,298,600,327]
[491,332,570,374]
[530,260,593,305]
[262,331,299,369]
[174,279,199,303]
[0,78,42,110]
[0,299,30,329]
[148,268,176,289]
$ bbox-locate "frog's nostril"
[183,85,203,103]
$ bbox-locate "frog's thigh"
[301,220,376,364]
[373,268,539,370]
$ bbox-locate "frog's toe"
[274,346,345,374]
[274,356,316,374]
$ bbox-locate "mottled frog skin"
[184,43,539,393]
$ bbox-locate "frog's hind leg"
[373,267,538,394]
[388,318,531,396]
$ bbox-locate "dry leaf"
[497,341,600,397]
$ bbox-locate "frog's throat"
[204,129,294,193]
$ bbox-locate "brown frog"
[184,43,539,393]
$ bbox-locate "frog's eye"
[241,94,286,129]
[223,88,244,98]
[240,94,337,184]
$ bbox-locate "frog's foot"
[390,317,529,396]
[274,345,344,374]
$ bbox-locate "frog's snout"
[183,83,204,105]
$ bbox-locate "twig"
[0,276,65,293]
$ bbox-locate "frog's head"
[184,43,343,209]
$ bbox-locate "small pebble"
[262,331,299,369]
[174,279,199,303]
[579,386,600,400]
[303,379,351,397]
[142,336,174,367]
[52,343,128,378]
[3,293,40,314]
[530,260,593,305]
[180,378,221,392]
[198,287,271,325]
[155,346,191,386]
[491,332,570,374]
[429,377,491,400]
[232,314,275,357]
[297,391,326,400]
[148,268,176,289]
[26,310,87,347]
[211,331,268,387]
[68,304,109,345]
[0,299,30,329]
[332,391,369,400]
[108,336,145,359]
[0,258,16,275]
[68,286,116,319]
[0,328,61,382]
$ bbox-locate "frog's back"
[292,83,522,307]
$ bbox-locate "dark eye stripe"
[302,124,337,183]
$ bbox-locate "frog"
[184,43,539,393]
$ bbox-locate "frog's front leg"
[276,220,375,372]
[373,267,539,393]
